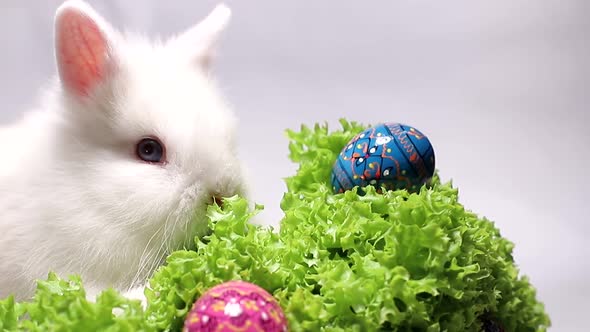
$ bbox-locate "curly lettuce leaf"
[145,119,549,331]
[0,119,550,332]
[0,272,153,331]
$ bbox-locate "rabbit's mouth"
[203,191,224,209]
[212,195,224,208]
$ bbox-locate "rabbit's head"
[51,0,243,248]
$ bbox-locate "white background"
[0,1,588,330]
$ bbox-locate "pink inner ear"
[57,9,108,96]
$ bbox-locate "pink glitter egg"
[183,280,289,332]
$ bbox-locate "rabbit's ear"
[172,4,231,70]
[54,0,117,97]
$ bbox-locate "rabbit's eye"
[136,138,164,163]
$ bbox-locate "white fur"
[0,1,245,302]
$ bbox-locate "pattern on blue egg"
[331,123,435,193]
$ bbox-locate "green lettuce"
[0,119,550,331]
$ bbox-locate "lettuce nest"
[0,119,550,331]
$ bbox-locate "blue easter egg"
[331,123,435,193]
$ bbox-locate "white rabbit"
[0,0,246,302]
